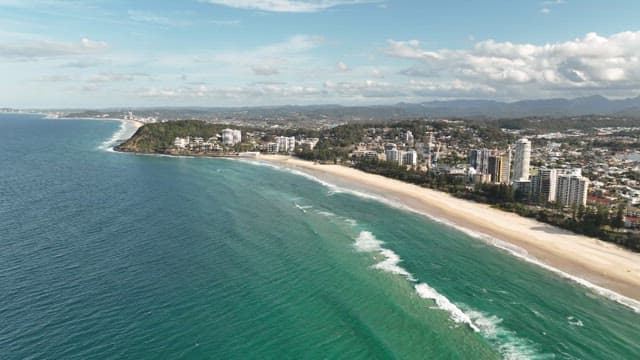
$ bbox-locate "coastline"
[252,155,640,310]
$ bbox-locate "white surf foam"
[351,231,486,333]
[99,119,139,152]
[415,283,479,332]
[465,309,542,360]
[316,211,336,217]
[567,316,584,327]
[241,160,640,314]
[354,231,416,281]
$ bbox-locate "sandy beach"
[256,155,640,308]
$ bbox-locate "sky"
[2,0,640,108]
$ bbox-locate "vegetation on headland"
[115,120,247,153]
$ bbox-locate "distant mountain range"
[24,95,640,123]
[396,95,640,118]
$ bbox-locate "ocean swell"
[353,231,478,332]
[248,159,640,314]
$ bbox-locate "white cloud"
[200,0,379,13]
[323,79,496,98]
[139,83,323,100]
[252,65,279,76]
[0,37,107,59]
[37,74,73,82]
[209,34,324,74]
[540,7,550,14]
[385,31,640,96]
[88,72,150,83]
[209,19,241,26]
[127,10,191,27]
[335,61,350,71]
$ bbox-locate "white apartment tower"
[403,150,418,166]
[512,138,531,181]
[275,136,296,153]
[556,175,589,207]
[222,129,242,146]
[531,168,558,203]
[385,149,404,165]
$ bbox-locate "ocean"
[1,113,639,359]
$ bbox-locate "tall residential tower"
[512,138,531,182]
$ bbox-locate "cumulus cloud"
[386,31,640,95]
[209,19,241,26]
[87,72,150,83]
[335,61,350,71]
[211,34,323,75]
[139,83,323,100]
[127,10,191,27]
[252,65,279,76]
[323,79,496,98]
[0,37,107,59]
[37,74,73,82]
[200,0,379,13]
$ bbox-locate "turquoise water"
[0,114,639,359]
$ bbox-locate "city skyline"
[2,1,640,107]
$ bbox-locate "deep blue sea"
[1,114,639,359]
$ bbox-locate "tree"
[612,203,626,229]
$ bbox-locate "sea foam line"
[464,309,543,360]
[98,119,139,152]
[354,228,542,359]
[243,159,640,314]
[353,231,479,332]
[239,159,549,357]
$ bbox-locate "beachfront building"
[513,179,532,198]
[262,142,278,153]
[174,136,190,149]
[351,150,380,161]
[222,129,242,146]
[469,148,492,174]
[403,150,418,166]
[385,148,405,165]
[298,138,319,151]
[556,175,589,207]
[531,168,558,203]
[501,149,512,184]
[512,138,531,181]
[275,136,296,153]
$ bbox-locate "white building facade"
[556,175,589,207]
[512,138,531,181]
[222,129,242,146]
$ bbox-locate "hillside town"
[164,118,640,236]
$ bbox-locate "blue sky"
[2,0,640,108]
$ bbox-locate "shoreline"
[107,142,640,311]
[251,155,640,310]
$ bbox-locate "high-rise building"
[385,148,405,165]
[556,175,589,207]
[222,129,242,146]
[500,149,511,184]
[512,138,531,181]
[275,136,296,153]
[405,131,414,145]
[531,168,558,203]
[469,148,492,174]
[487,155,502,183]
[403,150,418,166]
